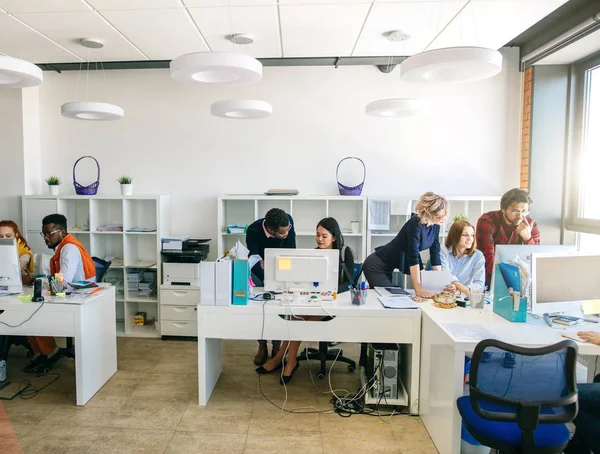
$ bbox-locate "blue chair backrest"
[92,256,111,282]
[470,339,578,426]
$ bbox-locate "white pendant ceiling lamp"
[400,46,503,84]
[211,99,272,119]
[0,55,43,88]
[170,51,262,86]
[61,38,124,121]
[366,30,424,118]
[366,98,423,118]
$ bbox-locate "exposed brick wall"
[520,67,533,190]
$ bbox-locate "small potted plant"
[46,176,61,196]
[453,214,469,222]
[118,176,133,196]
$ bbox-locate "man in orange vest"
[24,214,96,373]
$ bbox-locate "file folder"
[232,259,249,306]
[493,263,527,323]
[200,262,216,306]
[215,260,233,306]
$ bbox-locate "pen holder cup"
[350,289,368,306]
[470,292,485,309]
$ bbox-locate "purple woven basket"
[336,157,366,196]
[73,156,100,195]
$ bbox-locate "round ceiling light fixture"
[170,52,262,86]
[400,46,503,84]
[61,101,124,121]
[226,33,254,45]
[211,100,272,119]
[365,98,424,118]
[0,55,43,88]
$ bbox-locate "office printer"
[161,238,210,286]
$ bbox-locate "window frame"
[567,52,600,234]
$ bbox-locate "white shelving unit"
[217,195,368,262]
[22,195,170,338]
[366,196,500,287]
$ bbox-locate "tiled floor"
[0,338,438,453]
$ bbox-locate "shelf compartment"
[291,199,326,232]
[58,198,90,232]
[91,233,124,265]
[257,199,291,220]
[221,199,256,230]
[90,199,123,233]
[328,200,364,234]
[124,234,158,267]
[124,199,157,232]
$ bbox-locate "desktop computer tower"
[366,343,400,401]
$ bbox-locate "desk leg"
[198,335,222,406]
[75,294,118,406]
[420,314,464,454]
[587,355,599,383]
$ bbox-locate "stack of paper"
[97,225,123,232]
[378,296,419,309]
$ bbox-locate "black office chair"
[296,341,356,379]
[64,257,112,359]
[457,339,579,454]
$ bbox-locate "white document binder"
[200,262,216,306]
[215,261,232,306]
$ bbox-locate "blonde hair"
[415,192,449,226]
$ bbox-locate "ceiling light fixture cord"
[100,60,110,102]
[74,59,83,100]
[86,47,90,101]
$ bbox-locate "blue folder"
[493,263,527,323]
[232,259,249,306]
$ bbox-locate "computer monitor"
[491,244,578,296]
[263,248,339,294]
[530,252,600,314]
[0,238,23,295]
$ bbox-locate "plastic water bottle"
[0,359,6,382]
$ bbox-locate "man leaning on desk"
[245,208,296,366]
[475,189,541,369]
[24,214,96,373]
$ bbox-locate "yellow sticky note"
[278,258,291,270]
[581,300,600,315]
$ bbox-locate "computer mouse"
[263,293,273,300]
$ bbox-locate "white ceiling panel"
[280,3,370,57]
[189,6,280,57]
[0,15,79,63]
[279,0,371,4]
[87,0,183,10]
[183,0,275,6]
[354,1,466,56]
[428,0,568,51]
[15,11,147,61]
[0,0,90,13]
[100,8,209,59]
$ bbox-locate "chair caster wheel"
[317,373,325,380]
[347,365,355,372]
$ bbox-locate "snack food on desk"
[433,291,457,309]
[411,295,425,303]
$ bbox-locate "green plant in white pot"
[46,176,61,196]
[118,176,133,196]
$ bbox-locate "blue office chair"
[92,256,112,282]
[457,339,578,454]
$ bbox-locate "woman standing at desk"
[363,192,448,298]
[440,220,485,298]
[256,217,354,384]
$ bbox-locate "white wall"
[35,47,521,246]
[0,88,25,225]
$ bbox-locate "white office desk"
[0,287,117,405]
[418,303,600,454]
[197,290,421,407]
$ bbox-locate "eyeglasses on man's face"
[509,210,529,216]
[40,229,61,239]
[269,225,291,238]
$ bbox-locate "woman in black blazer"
[256,218,354,384]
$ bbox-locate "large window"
[569,54,600,234]
[580,65,600,220]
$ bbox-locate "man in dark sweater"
[245,208,296,365]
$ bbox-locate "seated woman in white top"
[440,220,485,298]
